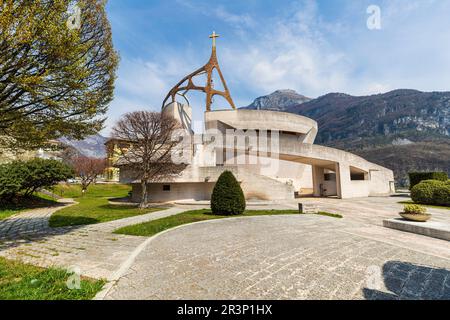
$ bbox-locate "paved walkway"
[0,203,185,279]
[0,199,75,239]
[104,215,450,300]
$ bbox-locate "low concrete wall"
[384,219,450,241]
[132,182,215,203]
[131,166,295,203]
[347,181,371,198]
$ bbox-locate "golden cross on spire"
[209,31,220,48]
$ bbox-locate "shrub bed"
[408,172,448,190]
[0,159,73,203]
[411,180,450,207]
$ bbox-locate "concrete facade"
[119,103,395,203]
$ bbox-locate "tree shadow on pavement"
[363,261,450,300]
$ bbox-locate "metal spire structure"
[162,32,236,111]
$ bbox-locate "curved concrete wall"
[122,108,394,202]
[205,110,318,144]
[204,109,394,199]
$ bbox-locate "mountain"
[241,89,450,185]
[287,89,450,146]
[59,134,107,158]
[244,89,311,111]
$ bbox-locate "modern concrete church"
[116,32,395,203]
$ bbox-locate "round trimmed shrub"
[433,183,450,206]
[211,171,246,215]
[411,180,446,205]
[411,180,437,204]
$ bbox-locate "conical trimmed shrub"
[211,171,246,215]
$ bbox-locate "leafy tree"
[211,171,246,215]
[0,0,119,150]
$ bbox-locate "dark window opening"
[163,185,171,191]
[351,173,366,181]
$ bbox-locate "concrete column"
[312,165,325,197]
[336,162,352,199]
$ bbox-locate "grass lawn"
[312,212,343,219]
[49,184,164,228]
[399,200,450,210]
[0,193,59,221]
[114,209,340,237]
[0,257,104,300]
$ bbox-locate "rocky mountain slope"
[243,89,450,185]
[59,134,107,158]
[244,89,311,111]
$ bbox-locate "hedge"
[433,183,450,206]
[0,159,74,203]
[211,171,246,215]
[408,172,448,190]
[411,180,450,207]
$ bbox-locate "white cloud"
[220,0,353,98]
[214,6,255,28]
[220,0,450,98]
[176,0,255,30]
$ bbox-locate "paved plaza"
[0,196,449,300]
[104,215,450,300]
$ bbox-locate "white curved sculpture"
[122,104,395,203]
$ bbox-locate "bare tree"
[72,156,107,193]
[112,111,185,207]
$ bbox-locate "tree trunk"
[140,180,148,208]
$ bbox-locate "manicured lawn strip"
[0,194,59,221]
[308,212,343,219]
[49,184,164,228]
[0,257,104,300]
[49,198,162,227]
[114,209,300,237]
[53,183,132,199]
[398,200,450,210]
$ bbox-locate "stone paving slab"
[104,215,450,300]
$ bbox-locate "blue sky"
[103,0,450,134]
